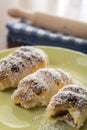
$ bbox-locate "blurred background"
[0,0,87,50]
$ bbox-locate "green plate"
[0,46,87,130]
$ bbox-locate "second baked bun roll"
[12,68,73,109]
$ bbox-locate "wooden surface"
[0,0,87,50]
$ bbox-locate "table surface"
[0,0,87,50]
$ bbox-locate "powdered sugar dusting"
[16,46,48,63]
[18,68,72,96]
[12,68,72,108]
[38,119,68,130]
[0,56,25,78]
[53,91,87,110]
[47,84,87,117]
[59,84,87,99]
[0,46,48,90]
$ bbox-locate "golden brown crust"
[0,46,48,90]
[12,68,73,109]
[49,91,87,111]
[46,84,87,128]
[59,84,87,99]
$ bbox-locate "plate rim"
[0,46,87,57]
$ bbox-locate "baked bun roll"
[12,68,72,109]
[46,84,87,129]
[0,46,48,90]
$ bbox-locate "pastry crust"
[12,68,72,109]
[0,46,48,90]
[46,84,87,128]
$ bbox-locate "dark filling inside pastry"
[51,110,77,127]
[51,110,69,118]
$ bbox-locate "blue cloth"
[6,19,87,53]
